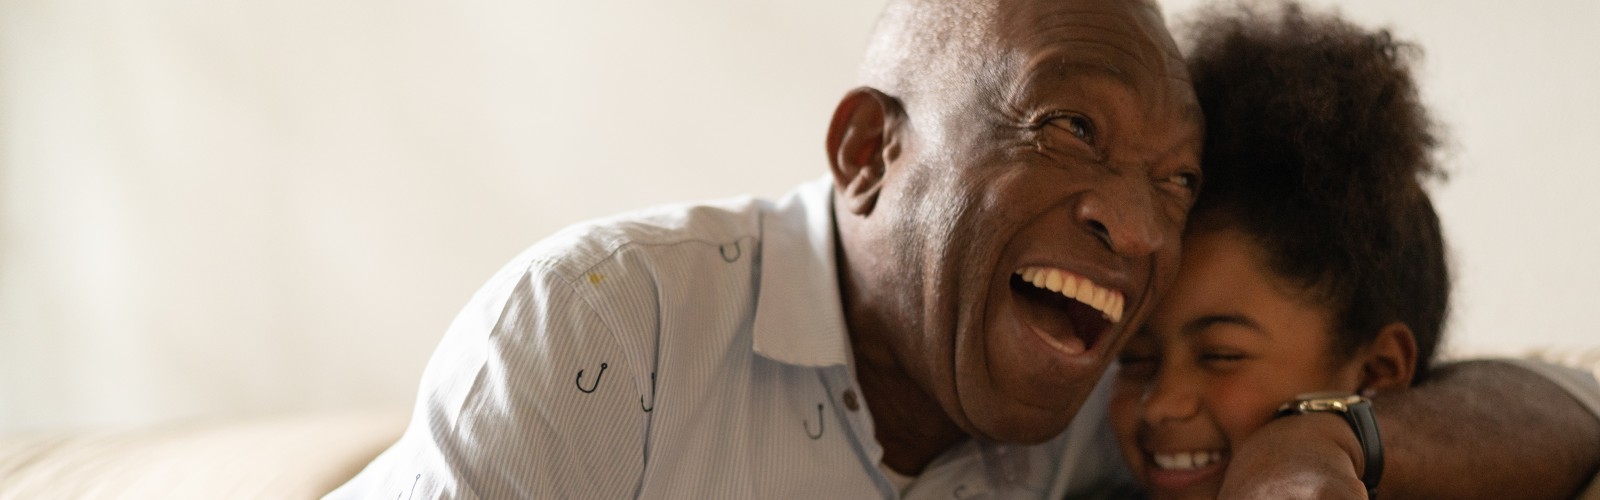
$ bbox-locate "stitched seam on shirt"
[441,270,533,500]
[450,367,493,500]
[450,267,641,497]
[536,236,755,364]
[554,255,652,418]
[529,235,755,284]
[545,261,651,494]
[538,259,631,365]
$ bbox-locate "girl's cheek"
[1202,373,1284,438]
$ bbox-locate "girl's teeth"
[1152,450,1225,470]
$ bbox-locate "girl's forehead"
[1151,228,1338,343]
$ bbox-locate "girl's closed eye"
[1198,351,1246,363]
[1116,352,1160,380]
[1196,349,1250,372]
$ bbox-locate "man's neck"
[850,331,967,476]
[832,204,968,475]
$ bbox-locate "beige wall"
[1,0,1595,432]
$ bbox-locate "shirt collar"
[751,177,853,367]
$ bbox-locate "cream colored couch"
[0,412,404,499]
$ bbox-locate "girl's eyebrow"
[1184,314,1265,337]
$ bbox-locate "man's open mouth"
[1008,266,1123,355]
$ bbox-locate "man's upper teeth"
[1152,450,1224,470]
[1015,266,1124,323]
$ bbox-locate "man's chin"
[960,394,1086,444]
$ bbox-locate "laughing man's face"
[874,0,1203,442]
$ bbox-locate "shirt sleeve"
[325,262,651,499]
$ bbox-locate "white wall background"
[1,0,1595,433]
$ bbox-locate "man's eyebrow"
[1183,314,1264,337]
[1023,58,1134,88]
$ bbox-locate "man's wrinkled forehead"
[994,0,1187,86]
[987,0,1199,135]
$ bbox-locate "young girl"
[1109,3,1449,499]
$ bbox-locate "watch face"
[1279,392,1365,415]
[1292,391,1361,401]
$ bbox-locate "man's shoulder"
[520,194,772,282]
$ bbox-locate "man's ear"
[826,87,903,216]
[1358,322,1419,393]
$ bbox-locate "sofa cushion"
[0,412,404,499]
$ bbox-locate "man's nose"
[1075,176,1166,257]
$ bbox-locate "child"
[1109,2,1448,498]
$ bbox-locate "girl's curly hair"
[1183,0,1450,381]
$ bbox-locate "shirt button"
[843,389,860,411]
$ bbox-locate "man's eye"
[1058,115,1095,143]
[1169,172,1200,190]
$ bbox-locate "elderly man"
[329,0,1600,498]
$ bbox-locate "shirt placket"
[816,365,900,499]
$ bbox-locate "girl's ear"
[1358,322,1419,394]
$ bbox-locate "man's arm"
[325,263,651,499]
[1219,359,1600,499]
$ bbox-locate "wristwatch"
[1275,392,1383,498]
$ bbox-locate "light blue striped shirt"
[327,178,1133,499]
